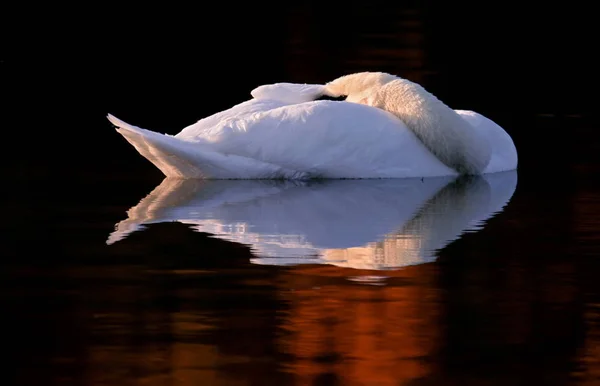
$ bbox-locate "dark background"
[4,1,598,181]
[4,3,600,385]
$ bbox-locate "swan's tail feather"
[107,113,134,130]
[107,114,307,179]
[107,114,202,177]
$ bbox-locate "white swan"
[106,171,518,270]
[108,76,517,179]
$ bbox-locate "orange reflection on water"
[275,264,440,385]
[85,309,232,386]
[571,189,600,385]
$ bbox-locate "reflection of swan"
[107,171,517,270]
[108,79,517,179]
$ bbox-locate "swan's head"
[321,72,398,102]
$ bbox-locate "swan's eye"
[315,94,347,101]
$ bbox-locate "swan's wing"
[108,114,309,179]
[250,83,326,103]
[174,83,326,141]
[204,101,456,179]
[174,99,289,141]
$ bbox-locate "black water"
[5,3,600,385]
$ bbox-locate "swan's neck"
[364,79,492,175]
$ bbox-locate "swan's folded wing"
[174,99,289,141]
[108,114,309,179]
[250,83,326,103]
[206,101,456,179]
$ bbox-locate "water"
[5,3,600,385]
[5,152,600,385]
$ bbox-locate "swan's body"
[324,72,492,174]
[109,79,517,179]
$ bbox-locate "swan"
[106,171,518,270]
[108,73,517,179]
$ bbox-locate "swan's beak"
[315,94,348,102]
